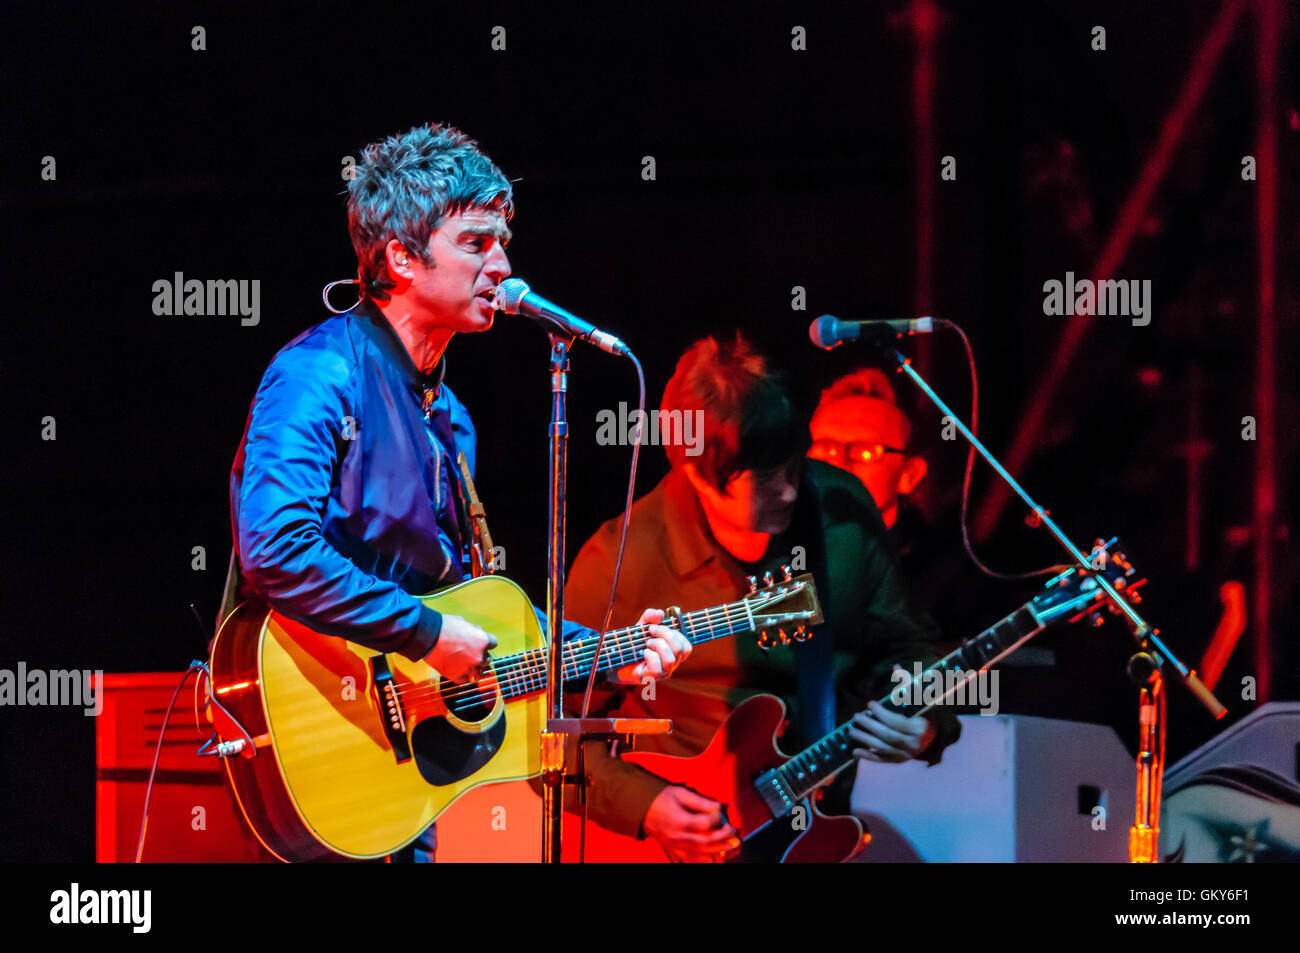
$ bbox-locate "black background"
[3,0,1297,861]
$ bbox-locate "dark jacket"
[229,299,589,658]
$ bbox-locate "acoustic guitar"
[207,570,822,861]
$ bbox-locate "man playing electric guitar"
[227,123,690,862]
[564,334,962,862]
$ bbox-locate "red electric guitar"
[572,539,1142,862]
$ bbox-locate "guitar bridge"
[369,655,412,764]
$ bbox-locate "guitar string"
[391,596,785,707]
[778,646,992,798]
[393,605,764,708]
[385,581,815,711]
[391,599,812,710]
[389,617,728,708]
[391,597,805,709]
[775,606,1053,799]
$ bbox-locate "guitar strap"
[213,547,241,652]
[793,475,836,746]
[421,386,473,578]
[456,451,496,577]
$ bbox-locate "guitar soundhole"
[439,669,499,722]
[411,678,507,788]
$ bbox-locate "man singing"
[227,123,689,861]
[564,334,961,862]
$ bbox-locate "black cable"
[576,349,646,864]
[581,349,646,717]
[941,319,1067,581]
[134,661,204,863]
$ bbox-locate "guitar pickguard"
[411,709,507,787]
[734,809,805,862]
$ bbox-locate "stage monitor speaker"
[852,714,1137,862]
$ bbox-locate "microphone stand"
[538,333,671,863]
[867,334,1225,862]
[540,333,571,865]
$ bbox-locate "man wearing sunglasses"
[808,368,928,530]
[810,367,999,653]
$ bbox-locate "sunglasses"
[808,440,905,465]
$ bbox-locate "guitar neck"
[490,598,765,701]
[566,602,761,679]
[760,601,1046,807]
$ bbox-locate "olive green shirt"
[563,460,961,837]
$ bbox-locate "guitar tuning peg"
[793,624,810,642]
[763,571,774,588]
[755,629,775,651]
[780,564,793,582]
[747,575,759,593]
[778,628,790,645]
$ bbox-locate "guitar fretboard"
[485,600,777,701]
[758,604,1044,811]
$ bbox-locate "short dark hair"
[346,123,514,301]
[660,333,810,490]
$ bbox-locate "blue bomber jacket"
[229,298,590,659]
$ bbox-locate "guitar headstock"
[743,567,824,650]
[1031,537,1145,629]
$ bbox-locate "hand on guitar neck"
[849,666,939,763]
[426,608,691,685]
[849,700,938,763]
[605,608,693,685]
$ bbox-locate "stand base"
[1129,825,1160,863]
[541,718,672,862]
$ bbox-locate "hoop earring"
[322,278,363,314]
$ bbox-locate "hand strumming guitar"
[642,785,741,863]
[424,613,498,682]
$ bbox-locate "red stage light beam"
[972,0,1249,542]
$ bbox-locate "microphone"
[808,314,936,350]
[494,278,630,356]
